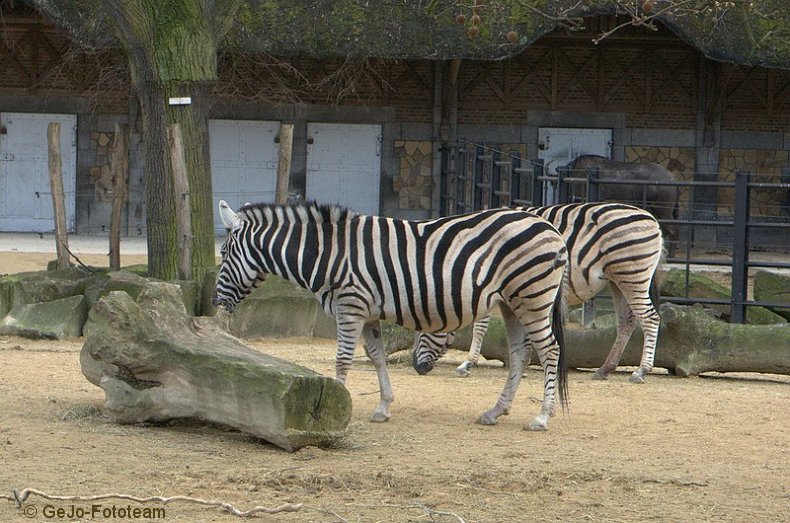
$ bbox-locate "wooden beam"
[275,123,294,204]
[109,123,130,271]
[47,122,69,270]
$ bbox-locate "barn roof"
[24,0,790,70]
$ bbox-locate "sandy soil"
[1,254,789,523]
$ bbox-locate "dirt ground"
[1,253,789,523]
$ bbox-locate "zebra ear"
[218,200,241,230]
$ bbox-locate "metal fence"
[440,139,790,324]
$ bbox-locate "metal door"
[0,113,77,232]
[537,127,612,204]
[209,119,280,232]
[306,123,381,216]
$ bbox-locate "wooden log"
[168,124,192,280]
[109,124,130,271]
[469,304,790,377]
[80,283,352,451]
[275,124,294,204]
[47,122,69,270]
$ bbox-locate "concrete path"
[0,233,224,255]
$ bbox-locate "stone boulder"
[227,276,336,339]
[661,269,786,325]
[0,266,93,319]
[81,283,352,451]
[0,295,88,339]
[83,270,200,316]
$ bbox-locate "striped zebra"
[212,200,569,430]
[413,202,663,384]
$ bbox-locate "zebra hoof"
[525,419,548,431]
[370,411,391,423]
[629,372,645,384]
[591,370,609,380]
[455,368,471,378]
[476,413,498,426]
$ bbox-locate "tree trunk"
[109,123,130,271]
[106,0,241,280]
[47,122,70,270]
[168,123,192,280]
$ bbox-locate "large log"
[439,304,790,377]
[81,283,352,451]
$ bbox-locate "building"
[1,2,788,236]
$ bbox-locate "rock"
[0,295,88,339]
[0,267,93,319]
[472,304,790,376]
[661,269,786,325]
[83,270,149,306]
[81,283,352,451]
[753,270,790,320]
[227,276,336,339]
[83,270,199,317]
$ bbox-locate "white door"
[0,113,77,232]
[210,119,280,232]
[306,123,381,216]
[538,127,612,204]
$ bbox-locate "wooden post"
[47,122,70,269]
[168,123,192,280]
[109,124,130,271]
[275,123,294,204]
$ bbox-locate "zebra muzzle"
[211,295,236,313]
[412,349,434,375]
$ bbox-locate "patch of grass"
[59,403,108,422]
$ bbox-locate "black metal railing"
[440,140,790,324]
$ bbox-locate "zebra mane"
[238,201,357,226]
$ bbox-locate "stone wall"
[717,149,790,217]
[625,146,695,216]
[392,141,433,211]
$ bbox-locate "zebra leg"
[456,316,490,377]
[334,312,365,387]
[593,286,637,380]
[522,310,561,432]
[362,321,395,422]
[629,295,660,384]
[477,309,526,425]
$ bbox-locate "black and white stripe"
[414,202,663,383]
[213,201,569,430]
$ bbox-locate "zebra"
[412,202,663,384]
[212,200,569,430]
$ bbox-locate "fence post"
[730,169,750,324]
[473,144,484,210]
[586,166,599,202]
[491,150,502,208]
[532,159,544,206]
[510,154,521,205]
[557,165,569,204]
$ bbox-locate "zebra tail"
[553,274,569,414]
[650,270,661,312]
[651,233,666,312]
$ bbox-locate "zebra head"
[412,332,454,375]
[212,200,267,313]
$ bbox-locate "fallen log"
[436,304,790,377]
[81,282,352,451]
